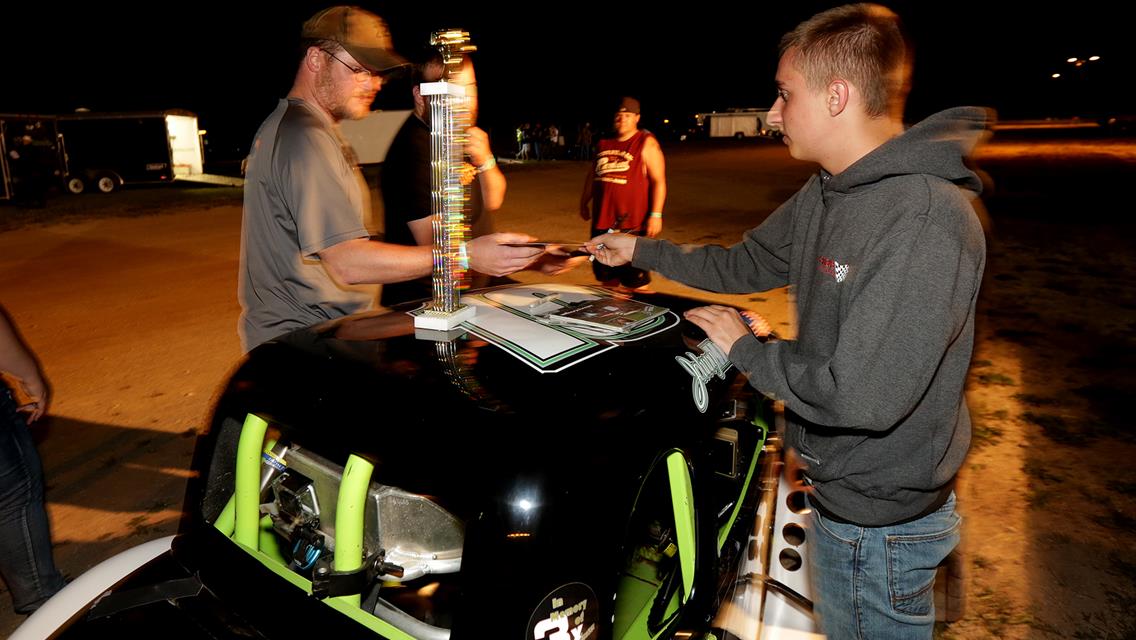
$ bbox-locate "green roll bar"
[224,413,375,607]
[212,413,416,638]
[333,454,375,609]
[234,413,270,548]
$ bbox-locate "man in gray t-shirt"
[240,97,377,350]
[239,6,543,351]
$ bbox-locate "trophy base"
[411,304,476,331]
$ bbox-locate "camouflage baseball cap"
[302,6,407,72]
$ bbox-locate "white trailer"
[696,110,778,139]
[3,110,244,197]
[56,110,243,193]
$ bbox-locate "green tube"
[215,495,236,537]
[333,454,374,609]
[234,413,269,549]
[215,437,278,537]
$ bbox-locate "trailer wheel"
[95,174,118,194]
[66,177,86,195]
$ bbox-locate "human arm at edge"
[579,166,594,221]
[0,308,49,421]
[643,135,666,237]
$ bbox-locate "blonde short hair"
[780,3,912,118]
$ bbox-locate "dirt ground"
[940,136,1136,640]
[0,134,1132,638]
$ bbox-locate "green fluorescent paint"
[228,541,416,640]
[258,514,285,564]
[332,454,374,609]
[215,497,236,537]
[617,602,653,640]
[234,414,269,549]
[215,438,278,538]
[665,451,695,605]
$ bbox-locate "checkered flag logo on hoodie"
[835,262,849,283]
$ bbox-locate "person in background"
[575,121,594,160]
[515,123,531,160]
[546,123,560,160]
[381,49,584,305]
[579,96,666,291]
[380,50,507,306]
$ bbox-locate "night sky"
[2,1,1127,161]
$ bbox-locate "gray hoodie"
[635,107,989,526]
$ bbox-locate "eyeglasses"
[323,50,381,83]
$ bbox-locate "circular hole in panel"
[782,522,806,546]
[779,548,803,572]
[786,490,809,514]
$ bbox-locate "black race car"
[15,283,820,640]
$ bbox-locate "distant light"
[1066,57,1078,63]
[1089,55,1100,61]
[518,499,533,511]
[198,129,207,136]
[1051,73,1061,78]
[663,119,670,124]
[1075,60,1084,67]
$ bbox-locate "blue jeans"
[0,388,66,613]
[808,493,961,640]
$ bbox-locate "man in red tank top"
[578,96,667,289]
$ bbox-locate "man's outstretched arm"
[319,233,544,285]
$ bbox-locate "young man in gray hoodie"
[589,4,987,638]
